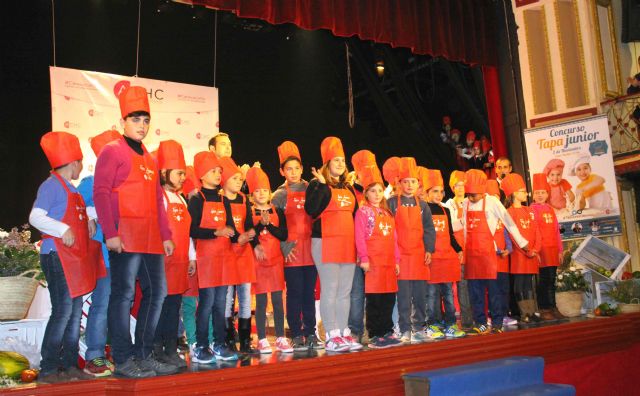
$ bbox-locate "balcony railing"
[601,92,640,156]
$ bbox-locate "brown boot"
[517,300,532,323]
[539,309,556,321]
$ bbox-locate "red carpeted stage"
[4,313,640,395]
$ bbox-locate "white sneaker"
[325,336,350,352]
[410,330,428,342]
[275,337,294,353]
[258,338,272,354]
[400,331,411,343]
[503,316,518,326]
[342,329,363,351]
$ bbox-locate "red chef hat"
[246,167,271,193]
[486,179,500,198]
[398,157,418,180]
[351,150,376,175]
[219,156,241,186]
[359,165,383,189]
[464,169,487,194]
[277,140,301,165]
[532,173,550,193]
[40,131,83,169]
[157,140,186,170]
[193,151,221,180]
[466,130,476,142]
[423,169,444,192]
[382,157,401,185]
[501,173,526,196]
[182,165,200,194]
[119,86,150,119]
[90,130,121,157]
[320,136,345,164]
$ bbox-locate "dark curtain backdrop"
[189,0,498,66]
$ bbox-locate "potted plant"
[605,279,640,314]
[0,225,43,320]
[555,264,590,317]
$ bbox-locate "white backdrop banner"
[523,115,621,240]
[50,66,219,179]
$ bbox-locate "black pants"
[365,293,396,338]
[537,266,557,309]
[255,291,285,339]
[513,274,535,294]
[284,266,317,338]
[154,294,182,343]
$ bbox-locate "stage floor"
[4,312,640,395]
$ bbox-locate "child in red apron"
[271,141,321,351]
[305,136,360,353]
[245,167,293,354]
[188,151,237,363]
[424,169,465,339]
[502,173,542,324]
[31,131,105,383]
[354,164,402,349]
[218,156,260,354]
[531,173,565,320]
[152,140,194,369]
[385,157,436,343]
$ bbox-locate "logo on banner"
[113,80,131,98]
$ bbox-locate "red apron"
[224,195,256,284]
[162,190,191,295]
[251,206,285,294]
[536,205,560,268]
[283,184,313,267]
[395,196,429,281]
[46,173,106,298]
[452,200,465,250]
[195,192,229,288]
[364,206,398,293]
[319,186,356,263]
[494,219,509,273]
[115,142,164,254]
[183,272,199,297]
[508,206,540,274]
[464,198,497,279]
[429,209,461,283]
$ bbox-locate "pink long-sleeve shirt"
[354,205,400,265]
[93,137,171,242]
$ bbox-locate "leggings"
[255,291,285,339]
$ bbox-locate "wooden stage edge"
[5,313,640,396]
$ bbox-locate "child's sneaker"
[383,332,402,347]
[492,327,504,334]
[444,324,466,338]
[305,334,324,350]
[411,330,429,342]
[470,324,491,335]
[275,337,294,353]
[400,331,412,343]
[192,346,215,364]
[291,336,307,352]
[83,357,112,377]
[425,325,445,340]
[213,344,238,361]
[342,329,363,351]
[503,316,518,326]
[258,338,272,354]
[367,336,389,349]
[325,336,350,352]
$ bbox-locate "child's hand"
[424,252,432,265]
[61,228,75,247]
[88,219,97,238]
[500,250,509,258]
[188,260,196,276]
[260,211,270,225]
[238,232,253,245]
[106,236,124,253]
[254,244,266,261]
[215,226,235,238]
[310,167,326,184]
[458,251,464,263]
[360,262,370,273]
[395,264,400,276]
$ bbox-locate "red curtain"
[189,0,498,66]
[482,65,507,159]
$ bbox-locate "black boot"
[225,317,238,352]
[163,337,187,368]
[238,318,258,354]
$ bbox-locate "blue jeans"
[39,253,83,375]
[197,286,227,348]
[348,266,365,335]
[426,282,456,326]
[107,252,167,364]
[284,266,317,338]
[225,283,251,319]
[468,279,504,327]
[84,268,111,361]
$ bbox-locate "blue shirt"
[77,176,110,268]
[33,176,77,253]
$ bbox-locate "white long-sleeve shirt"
[444,198,465,233]
[462,194,529,249]
[163,189,197,261]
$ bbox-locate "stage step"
[403,356,575,396]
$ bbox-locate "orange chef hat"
[182,165,200,194]
[90,130,121,157]
[449,170,466,192]
[501,173,526,196]
[464,169,487,194]
[359,165,383,189]
[320,136,345,164]
[486,179,500,198]
[246,167,271,193]
[532,173,550,193]
[417,166,429,188]
[351,150,376,175]
[219,156,241,185]
[40,131,83,169]
[193,151,221,180]
[119,86,150,119]
[277,141,301,165]
[423,169,444,192]
[157,140,186,170]
[398,157,418,180]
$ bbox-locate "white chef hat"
[570,154,591,176]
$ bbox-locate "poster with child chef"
[523,115,621,240]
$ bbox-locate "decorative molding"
[591,1,623,97]
[529,107,598,127]
[524,5,556,115]
[542,5,557,112]
[516,0,540,7]
[574,0,590,104]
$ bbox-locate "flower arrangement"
[605,279,640,304]
[556,265,590,293]
[0,225,42,279]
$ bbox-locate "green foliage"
[556,266,590,292]
[605,279,640,304]
[0,225,43,280]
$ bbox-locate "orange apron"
[536,205,560,268]
[46,173,106,298]
[464,198,497,279]
[251,206,285,294]
[364,206,398,293]
[224,195,256,284]
[494,219,509,273]
[429,209,461,283]
[283,184,313,267]
[162,190,191,295]
[195,192,229,288]
[114,142,164,254]
[183,272,199,297]
[319,186,356,264]
[508,206,540,274]
[395,196,429,281]
[452,200,465,250]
